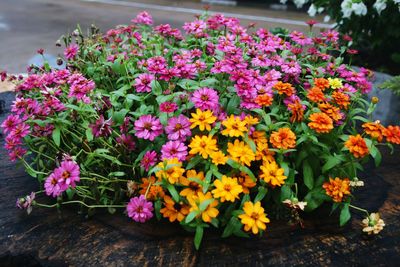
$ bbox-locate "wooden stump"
[1,90,400,266]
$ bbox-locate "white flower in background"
[280,0,288,4]
[373,0,387,14]
[341,0,354,18]
[308,3,317,16]
[293,0,309,9]
[324,15,331,22]
[352,1,368,16]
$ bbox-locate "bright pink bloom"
[44,173,63,197]
[10,122,30,138]
[54,160,80,190]
[9,147,27,161]
[141,150,157,171]
[67,73,95,103]
[64,44,79,60]
[191,87,219,111]
[165,115,191,141]
[134,73,154,93]
[126,195,154,223]
[1,115,22,134]
[132,11,153,25]
[161,140,188,162]
[134,115,163,141]
[183,19,207,36]
[159,102,178,113]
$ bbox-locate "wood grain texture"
[1,91,400,267]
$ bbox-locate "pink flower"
[165,115,191,141]
[90,115,113,138]
[116,134,136,151]
[126,195,154,223]
[44,173,62,197]
[161,140,188,161]
[131,11,153,25]
[290,31,313,46]
[134,73,154,93]
[64,44,79,60]
[134,115,163,141]
[16,192,35,214]
[141,150,157,171]
[191,87,220,111]
[54,160,80,191]
[10,122,30,138]
[183,19,207,36]
[159,102,178,113]
[1,115,22,134]
[8,147,27,161]
[67,73,95,103]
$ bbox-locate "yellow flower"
[187,192,219,223]
[188,135,218,159]
[210,151,228,166]
[227,139,256,167]
[189,109,217,131]
[179,170,204,198]
[328,77,343,89]
[221,115,248,137]
[243,115,259,127]
[160,195,190,222]
[259,161,287,187]
[212,175,243,202]
[362,212,385,235]
[237,173,257,194]
[155,158,185,184]
[238,201,270,234]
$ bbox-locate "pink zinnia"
[134,115,163,141]
[141,150,157,171]
[9,147,27,162]
[16,192,35,214]
[64,44,79,60]
[54,160,80,191]
[165,115,191,141]
[44,173,62,197]
[126,195,154,223]
[161,140,188,162]
[9,122,30,138]
[90,115,113,138]
[191,87,219,111]
[159,102,178,113]
[1,115,22,134]
[131,11,153,25]
[134,73,154,93]
[116,134,136,151]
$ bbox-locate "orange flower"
[318,102,342,122]
[308,113,333,133]
[160,196,190,222]
[362,121,385,142]
[269,127,296,149]
[237,173,257,194]
[255,94,273,107]
[384,125,400,144]
[139,176,165,200]
[288,100,304,123]
[307,86,326,103]
[332,91,350,109]
[273,81,295,97]
[345,134,369,158]
[323,177,351,202]
[314,77,330,90]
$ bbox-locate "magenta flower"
[159,102,178,113]
[165,115,191,141]
[126,195,154,223]
[131,11,153,25]
[161,140,188,162]
[116,134,136,151]
[10,122,30,138]
[64,44,79,60]
[54,160,80,191]
[191,87,220,111]
[16,192,35,214]
[67,73,95,103]
[134,115,163,141]
[1,115,22,134]
[90,115,113,138]
[8,147,27,161]
[134,73,154,93]
[141,150,157,171]
[44,173,62,197]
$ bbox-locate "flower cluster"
[3,11,399,248]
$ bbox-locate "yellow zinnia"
[327,77,343,89]
[212,175,243,202]
[187,192,219,223]
[238,201,270,234]
[155,158,185,184]
[189,109,217,131]
[188,135,218,159]
[221,115,248,137]
[210,151,228,166]
[259,160,287,187]
[227,139,256,167]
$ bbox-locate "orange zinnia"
[362,121,385,142]
[318,102,342,122]
[269,127,296,149]
[308,113,333,133]
[139,176,165,200]
[345,134,369,158]
[314,77,330,90]
[332,91,350,109]
[323,177,351,202]
[288,100,304,123]
[384,125,400,144]
[255,94,273,107]
[307,86,326,103]
[273,81,295,97]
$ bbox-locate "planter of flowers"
[2,11,400,250]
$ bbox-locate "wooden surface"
[1,88,400,266]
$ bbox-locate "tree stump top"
[1,89,400,266]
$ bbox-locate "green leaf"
[155,199,162,220]
[166,183,180,202]
[112,109,129,124]
[151,80,163,95]
[254,187,268,202]
[52,127,61,147]
[185,210,198,224]
[194,226,204,250]
[108,171,125,177]
[303,161,314,190]
[85,127,93,142]
[280,185,292,202]
[200,78,218,87]
[339,204,351,226]
[226,95,241,114]
[199,198,214,212]
[322,155,344,173]
[186,155,202,169]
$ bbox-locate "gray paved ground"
[0,0,326,73]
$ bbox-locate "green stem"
[349,204,369,216]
